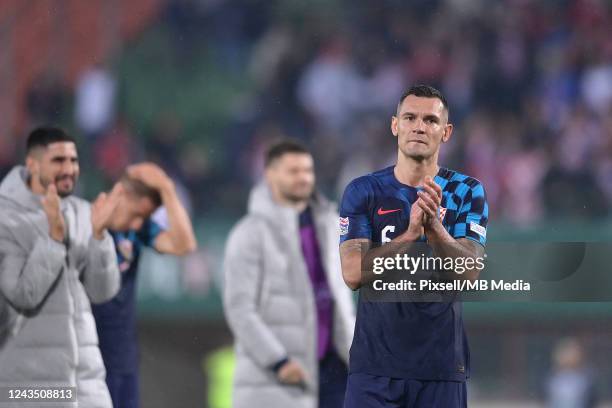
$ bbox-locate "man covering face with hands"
[92,162,197,408]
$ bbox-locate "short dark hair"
[397,84,449,115]
[26,127,76,154]
[264,140,311,168]
[120,175,162,208]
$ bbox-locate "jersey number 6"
[381,225,395,243]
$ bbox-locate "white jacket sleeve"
[81,231,120,304]
[0,229,66,312]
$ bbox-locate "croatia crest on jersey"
[339,216,349,235]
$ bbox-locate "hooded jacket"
[0,166,120,408]
[223,182,355,408]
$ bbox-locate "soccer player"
[339,85,488,407]
[0,127,121,408]
[224,141,355,408]
[91,162,197,408]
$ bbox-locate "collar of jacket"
[0,165,68,211]
[247,181,333,227]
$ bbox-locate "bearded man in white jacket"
[224,140,355,408]
[0,127,121,408]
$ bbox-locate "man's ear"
[25,155,39,176]
[442,123,454,143]
[391,116,399,138]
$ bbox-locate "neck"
[394,151,439,186]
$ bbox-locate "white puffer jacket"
[223,182,355,408]
[0,166,119,408]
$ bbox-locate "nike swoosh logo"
[377,207,402,215]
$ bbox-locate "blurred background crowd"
[1,0,612,406]
[3,0,612,223]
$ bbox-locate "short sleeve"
[451,181,488,246]
[137,219,164,248]
[339,179,373,243]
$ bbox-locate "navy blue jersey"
[339,165,488,381]
[92,219,163,373]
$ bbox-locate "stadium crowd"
[7,0,612,224]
